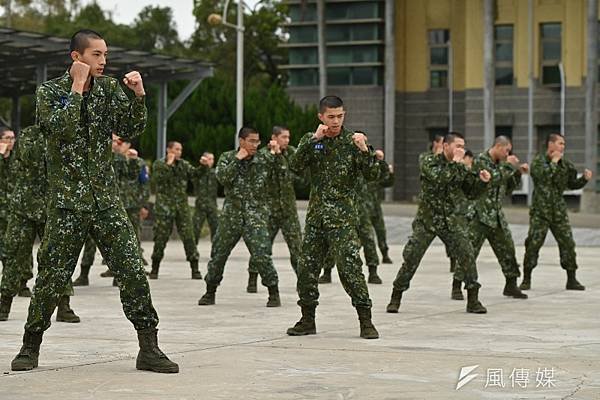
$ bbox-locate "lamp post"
[208,0,245,148]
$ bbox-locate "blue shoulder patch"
[59,95,70,107]
[314,143,325,151]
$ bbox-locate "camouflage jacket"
[473,151,521,228]
[152,157,196,216]
[8,126,45,221]
[530,153,588,219]
[136,158,150,209]
[37,71,147,212]
[291,127,380,228]
[261,145,299,213]
[417,152,487,230]
[113,152,142,210]
[193,164,218,210]
[216,149,273,220]
[366,159,393,212]
[0,150,15,220]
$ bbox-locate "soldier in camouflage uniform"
[246,126,302,293]
[198,127,281,307]
[0,126,80,323]
[455,136,528,301]
[387,132,491,314]
[521,133,591,291]
[0,127,16,268]
[286,96,380,339]
[11,29,177,373]
[192,152,219,243]
[149,141,201,280]
[367,150,394,264]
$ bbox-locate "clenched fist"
[352,132,368,152]
[123,71,145,97]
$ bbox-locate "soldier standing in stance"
[0,127,16,268]
[149,141,201,280]
[368,149,394,264]
[11,29,178,373]
[386,132,491,314]
[521,133,591,291]
[192,152,219,244]
[198,127,281,307]
[286,96,380,339]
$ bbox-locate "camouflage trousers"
[248,207,302,275]
[464,219,521,279]
[297,222,372,309]
[523,211,578,271]
[151,208,199,263]
[204,209,278,288]
[193,205,219,243]
[392,216,481,292]
[369,202,389,255]
[0,216,7,262]
[25,206,158,333]
[81,208,143,267]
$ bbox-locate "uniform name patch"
[314,143,325,151]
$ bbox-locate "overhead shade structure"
[0,27,214,158]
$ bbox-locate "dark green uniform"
[150,157,199,265]
[523,153,588,273]
[192,163,219,242]
[248,146,302,274]
[0,150,15,262]
[366,159,394,258]
[24,71,158,333]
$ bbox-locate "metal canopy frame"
[0,27,214,159]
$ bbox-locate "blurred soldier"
[198,127,281,307]
[368,149,394,264]
[286,96,380,339]
[246,126,302,293]
[0,126,16,265]
[387,132,491,314]
[150,141,201,279]
[192,152,219,243]
[457,136,528,301]
[0,126,80,323]
[521,133,592,291]
[11,29,177,373]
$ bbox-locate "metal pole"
[11,96,20,134]
[384,0,395,201]
[36,64,47,87]
[317,0,327,99]
[483,0,495,149]
[156,81,168,160]
[448,41,453,131]
[584,0,598,195]
[235,0,244,148]
[527,0,534,206]
[559,62,565,135]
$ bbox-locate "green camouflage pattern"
[192,164,219,241]
[367,159,394,255]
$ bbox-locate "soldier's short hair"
[429,133,444,150]
[444,131,465,144]
[70,29,104,53]
[238,127,258,139]
[0,126,12,137]
[272,126,289,136]
[202,151,214,157]
[166,141,181,149]
[464,149,474,158]
[494,135,512,147]
[319,96,343,112]
[546,132,564,147]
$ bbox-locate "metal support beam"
[36,63,47,86]
[317,0,327,99]
[166,78,204,119]
[156,81,168,160]
[11,96,20,134]
[483,0,495,149]
[384,0,395,201]
[527,0,534,206]
[583,0,598,206]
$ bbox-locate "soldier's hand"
[0,142,8,155]
[139,207,149,220]
[584,169,593,180]
[550,151,563,163]
[507,155,520,166]
[389,164,394,173]
[69,61,90,93]
[166,152,176,165]
[236,147,249,160]
[375,150,384,160]
[352,132,368,152]
[269,140,281,155]
[127,149,138,159]
[123,71,146,97]
[479,169,491,183]
[452,148,465,162]
[313,124,329,140]
[200,156,209,166]
[519,163,529,174]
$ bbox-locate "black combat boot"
[112,278,118,287]
[286,306,316,336]
[18,280,32,297]
[246,272,258,293]
[11,331,43,371]
[381,250,393,264]
[356,307,379,339]
[519,268,532,290]
[136,328,179,373]
[0,295,13,321]
[451,278,464,300]
[386,289,403,313]
[73,265,91,286]
[99,269,114,278]
[56,296,81,323]
[503,277,528,298]
[318,268,332,284]
[466,288,487,314]
[566,270,585,290]
[149,260,160,280]
[367,265,382,284]
[190,260,202,280]
[266,285,281,307]
[198,284,217,305]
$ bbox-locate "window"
[327,45,381,64]
[429,29,450,89]
[289,69,318,86]
[540,23,561,85]
[495,25,514,85]
[326,23,382,42]
[327,66,382,85]
[289,48,318,65]
[326,1,382,20]
[289,4,316,22]
[289,26,317,44]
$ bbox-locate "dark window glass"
[430,47,448,65]
[352,67,376,85]
[328,67,351,85]
[289,26,317,43]
[289,69,318,86]
[430,70,448,88]
[290,4,316,22]
[495,67,514,85]
[540,23,561,86]
[542,65,561,85]
[289,48,318,65]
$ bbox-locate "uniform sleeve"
[151,160,172,187]
[355,144,380,182]
[289,133,315,174]
[215,153,239,188]
[462,160,488,199]
[110,81,147,140]
[566,162,589,190]
[36,85,83,142]
[501,163,522,194]
[139,164,151,207]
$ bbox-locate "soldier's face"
[111,135,122,152]
[444,138,465,159]
[205,153,215,168]
[548,137,565,155]
[169,143,183,159]
[272,130,290,150]
[240,133,261,156]
[318,107,345,136]
[494,143,511,161]
[72,38,108,78]
[120,142,131,154]
[432,139,443,154]
[1,130,15,151]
